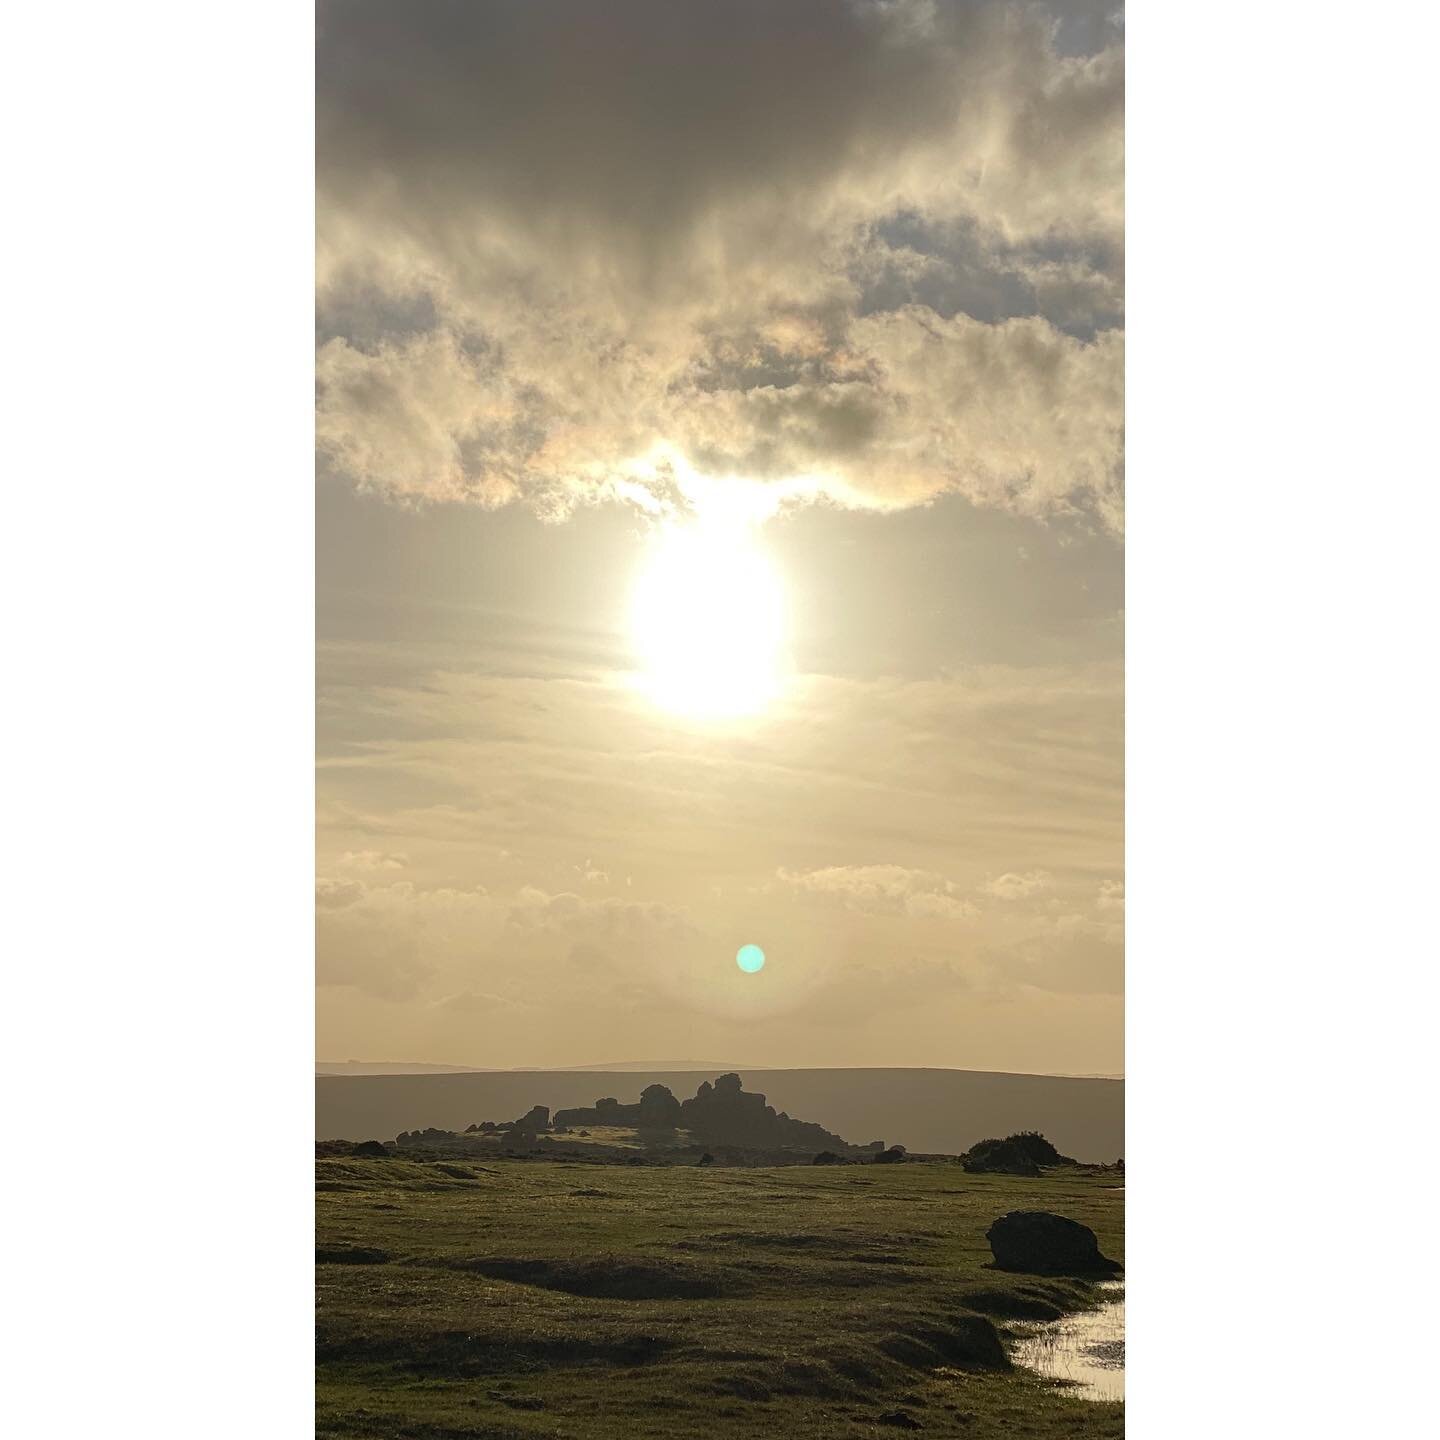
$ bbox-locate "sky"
[316,0,1124,1075]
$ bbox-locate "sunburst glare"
[629,520,788,720]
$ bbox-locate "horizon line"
[316,1060,1126,1081]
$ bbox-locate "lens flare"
[736,943,766,973]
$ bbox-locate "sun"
[629,520,788,719]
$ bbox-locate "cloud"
[433,989,529,1015]
[316,0,1123,529]
[779,864,979,920]
[983,869,1053,899]
[506,887,696,945]
[315,657,1122,1040]
[337,849,408,872]
[316,877,365,910]
[984,911,1123,995]
[316,879,491,1000]
[317,660,1123,886]
[1096,879,1125,911]
[314,868,700,1010]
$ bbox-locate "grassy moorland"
[316,1154,1124,1439]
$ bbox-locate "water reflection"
[1011,1280,1124,1402]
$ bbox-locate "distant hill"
[317,1060,752,1076]
[316,1067,1124,1161]
[543,1059,755,1073]
[316,1061,496,1076]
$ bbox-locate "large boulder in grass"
[985,1211,1121,1276]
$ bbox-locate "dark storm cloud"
[317,0,1123,525]
[319,0,959,253]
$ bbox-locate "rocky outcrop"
[395,1126,461,1147]
[511,1105,551,1135]
[556,1074,853,1154]
[554,1094,644,1127]
[637,1083,682,1130]
[677,1073,851,1151]
[985,1211,1121,1275]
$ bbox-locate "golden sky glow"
[316,0,1124,1074]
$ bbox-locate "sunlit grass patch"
[317,1159,1124,1439]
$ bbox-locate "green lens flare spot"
[736,943,766,974]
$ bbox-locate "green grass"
[317,1156,1124,1438]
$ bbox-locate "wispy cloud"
[778,864,978,920]
[983,870,1053,900]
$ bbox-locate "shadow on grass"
[317,1328,676,1377]
[432,1254,740,1300]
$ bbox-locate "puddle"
[1010,1279,1124,1402]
